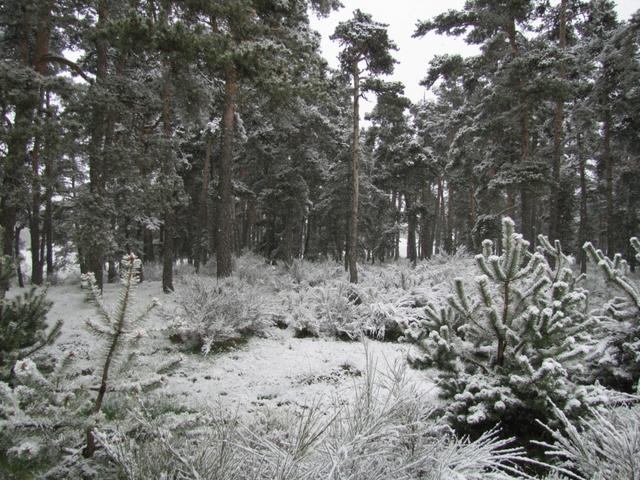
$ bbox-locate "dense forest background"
[1,0,639,295]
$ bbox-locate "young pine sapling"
[82,254,158,457]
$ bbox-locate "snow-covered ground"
[31,278,439,418]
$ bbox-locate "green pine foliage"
[0,227,61,379]
[0,354,91,478]
[82,254,158,457]
[404,217,601,440]
[0,288,61,379]
[583,238,640,392]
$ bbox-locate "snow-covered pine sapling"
[583,238,640,391]
[457,217,548,367]
[82,254,158,458]
[405,217,598,438]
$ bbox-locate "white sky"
[311,0,639,115]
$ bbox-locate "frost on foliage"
[583,238,640,391]
[96,356,534,480]
[404,217,600,434]
[536,401,640,480]
[0,352,91,472]
[82,254,165,457]
[164,276,271,354]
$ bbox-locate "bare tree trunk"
[550,0,567,242]
[30,126,44,285]
[576,132,588,273]
[349,64,360,283]
[507,18,534,246]
[1,4,41,293]
[434,179,443,253]
[445,183,454,254]
[44,92,54,279]
[15,226,24,288]
[419,185,432,259]
[86,0,110,291]
[196,135,212,271]
[161,69,175,293]
[406,193,416,265]
[603,110,614,256]
[217,66,237,278]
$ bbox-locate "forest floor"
[29,276,439,420]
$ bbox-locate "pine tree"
[331,10,397,283]
[81,254,158,457]
[405,217,599,440]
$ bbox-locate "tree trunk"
[419,185,432,259]
[29,4,52,287]
[216,66,237,278]
[349,64,360,283]
[15,227,25,288]
[44,92,54,279]
[603,110,614,256]
[86,0,110,291]
[507,18,535,246]
[30,126,44,286]
[577,132,588,273]
[1,5,40,293]
[445,183,454,254]
[549,0,567,243]
[196,135,213,270]
[406,193,417,265]
[161,69,175,293]
[434,179,443,253]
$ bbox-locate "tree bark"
[419,185,433,259]
[44,92,54,279]
[86,0,110,291]
[445,183,454,254]
[406,193,417,265]
[507,18,535,246]
[577,132,588,273]
[217,66,237,278]
[348,63,360,283]
[196,135,213,271]
[549,0,567,243]
[1,4,39,293]
[603,109,614,256]
[161,69,175,293]
[15,227,25,288]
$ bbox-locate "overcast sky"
[311,0,639,114]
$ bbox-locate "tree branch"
[35,54,93,84]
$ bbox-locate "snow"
[24,279,438,418]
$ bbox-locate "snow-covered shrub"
[97,354,534,479]
[287,282,364,339]
[235,251,281,286]
[536,400,640,480]
[285,258,345,287]
[404,217,601,441]
[0,354,92,477]
[0,223,61,379]
[583,238,640,392]
[0,288,61,379]
[164,276,271,354]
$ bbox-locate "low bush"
[164,276,272,354]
